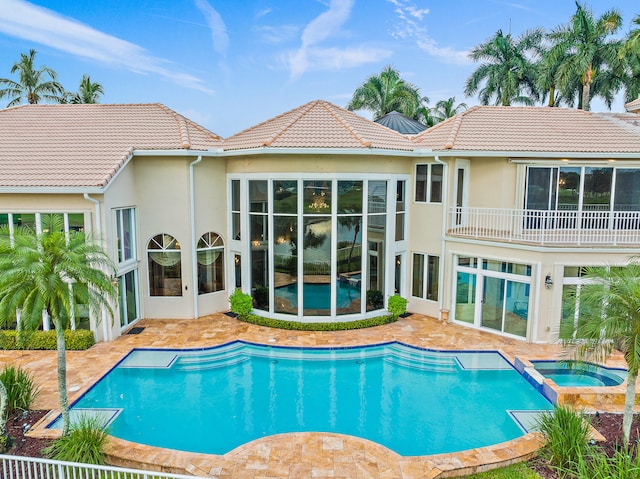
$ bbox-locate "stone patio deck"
[1,314,632,478]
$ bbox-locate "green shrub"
[565,447,640,479]
[387,295,408,318]
[229,289,253,318]
[0,365,40,413]
[43,415,108,464]
[236,312,397,331]
[0,330,94,351]
[535,405,591,477]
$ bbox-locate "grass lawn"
[460,463,542,478]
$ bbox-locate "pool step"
[384,355,458,373]
[386,345,457,367]
[174,354,249,371]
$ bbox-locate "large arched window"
[197,232,225,294]
[147,234,182,297]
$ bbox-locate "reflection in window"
[367,181,386,311]
[147,234,182,297]
[197,232,225,294]
[250,181,269,310]
[337,181,363,315]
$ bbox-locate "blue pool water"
[275,281,360,309]
[52,342,551,456]
[532,360,627,387]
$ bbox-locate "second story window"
[415,163,443,203]
[115,208,136,264]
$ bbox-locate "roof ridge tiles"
[321,101,371,148]
[444,105,480,149]
[263,100,318,147]
[158,104,192,149]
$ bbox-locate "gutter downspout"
[189,155,203,319]
[434,156,448,321]
[83,193,109,341]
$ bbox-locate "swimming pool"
[50,342,551,456]
[531,360,627,387]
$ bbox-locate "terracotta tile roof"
[0,103,222,188]
[413,106,640,153]
[223,100,415,151]
[625,98,640,113]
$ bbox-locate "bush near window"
[0,330,94,350]
[236,313,397,331]
[229,289,253,318]
[387,295,408,318]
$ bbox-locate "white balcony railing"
[448,207,640,246]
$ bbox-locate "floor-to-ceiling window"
[115,207,139,328]
[453,256,532,338]
[234,175,404,320]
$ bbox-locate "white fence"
[448,207,640,245]
[0,455,209,479]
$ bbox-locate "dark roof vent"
[375,111,427,135]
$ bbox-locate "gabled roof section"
[625,98,640,113]
[413,106,640,153]
[374,111,427,135]
[0,103,222,188]
[223,100,415,151]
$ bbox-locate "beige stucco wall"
[193,157,229,314]
[226,153,413,175]
[465,157,518,208]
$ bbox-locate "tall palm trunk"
[581,65,594,111]
[0,379,8,451]
[56,325,70,436]
[622,369,638,448]
[548,86,555,107]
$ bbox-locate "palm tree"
[347,66,424,120]
[0,217,116,436]
[0,49,64,107]
[65,75,104,104]
[546,2,623,111]
[465,28,542,106]
[431,97,468,123]
[620,15,640,103]
[561,261,640,449]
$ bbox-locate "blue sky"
[0,0,637,137]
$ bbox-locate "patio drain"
[127,327,145,335]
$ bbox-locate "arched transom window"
[197,232,225,294]
[147,234,182,297]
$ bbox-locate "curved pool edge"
[101,430,544,479]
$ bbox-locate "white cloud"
[193,0,229,56]
[386,0,471,65]
[288,46,392,76]
[255,8,272,19]
[0,0,213,93]
[289,0,382,80]
[255,25,299,44]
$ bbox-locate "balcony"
[448,207,640,246]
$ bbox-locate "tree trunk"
[581,82,591,111]
[0,379,8,450]
[622,369,638,449]
[56,326,70,436]
[548,87,555,107]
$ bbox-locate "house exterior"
[1,100,639,344]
